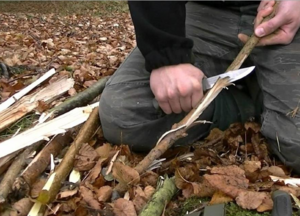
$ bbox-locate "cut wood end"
[28,200,42,216]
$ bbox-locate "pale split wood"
[0,68,56,112]
[0,103,99,159]
[0,77,74,132]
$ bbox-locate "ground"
[0,2,299,216]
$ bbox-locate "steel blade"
[202,66,255,91]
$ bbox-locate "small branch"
[50,76,109,117]
[0,68,56,112]
[226,1,278,72]
[139,177,177,216]
[36,107,100,204]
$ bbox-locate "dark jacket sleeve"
[128,1,194,71]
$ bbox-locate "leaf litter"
[1,6,300,216]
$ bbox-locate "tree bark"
[139,177,177,216]
[51,76,109,117]
[12,133,72,198]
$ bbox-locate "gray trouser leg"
[239,5,300,173]
[99,48,214,152]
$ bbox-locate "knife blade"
[202,66,255,91]
[153,66,255,110]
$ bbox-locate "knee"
[261,109,300,174]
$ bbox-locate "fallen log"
[0,68,56,112]
[0,77,74,132]
[12,133,72,198]
[0,103,98,159]
[35,107,100,205]
[139,177,177,216]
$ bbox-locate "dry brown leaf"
[144,185,155,200]
[243,160,261,182]
[223,123,245,149]
[132,186,148,213]
[97,185,112,202]
[79,186,100,210]
[204,128,224,143]
[85,158,106,185]
[140,171,159,187]
[236,191,272,211]
[113,198,137,216]
[96,143,112,158]
[244,121,261,133]
[57,188,78,200]
[74,143,99,171]
[204,165,248,198]
[210,190,233,205]
[243,160,261,173]
[267,166,286,177]
[112,161,140,185]
[257,194,273,212]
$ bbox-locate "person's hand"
[238,1,300,46]
[150,63,204,114]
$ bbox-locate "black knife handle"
[271,190,292,216]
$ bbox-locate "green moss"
[226,202,270,216]
[181,197,209,215]
[0,114,38,142]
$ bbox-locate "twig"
[0,68,56,112]
[226,1,278,72]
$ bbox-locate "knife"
[153,66,255,110]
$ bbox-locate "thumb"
[255,15,285,37]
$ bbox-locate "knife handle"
[271,190,292,216]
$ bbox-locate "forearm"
[128,1,194,71]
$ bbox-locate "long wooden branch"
[36,107,100,204]
[114,2,279,195]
